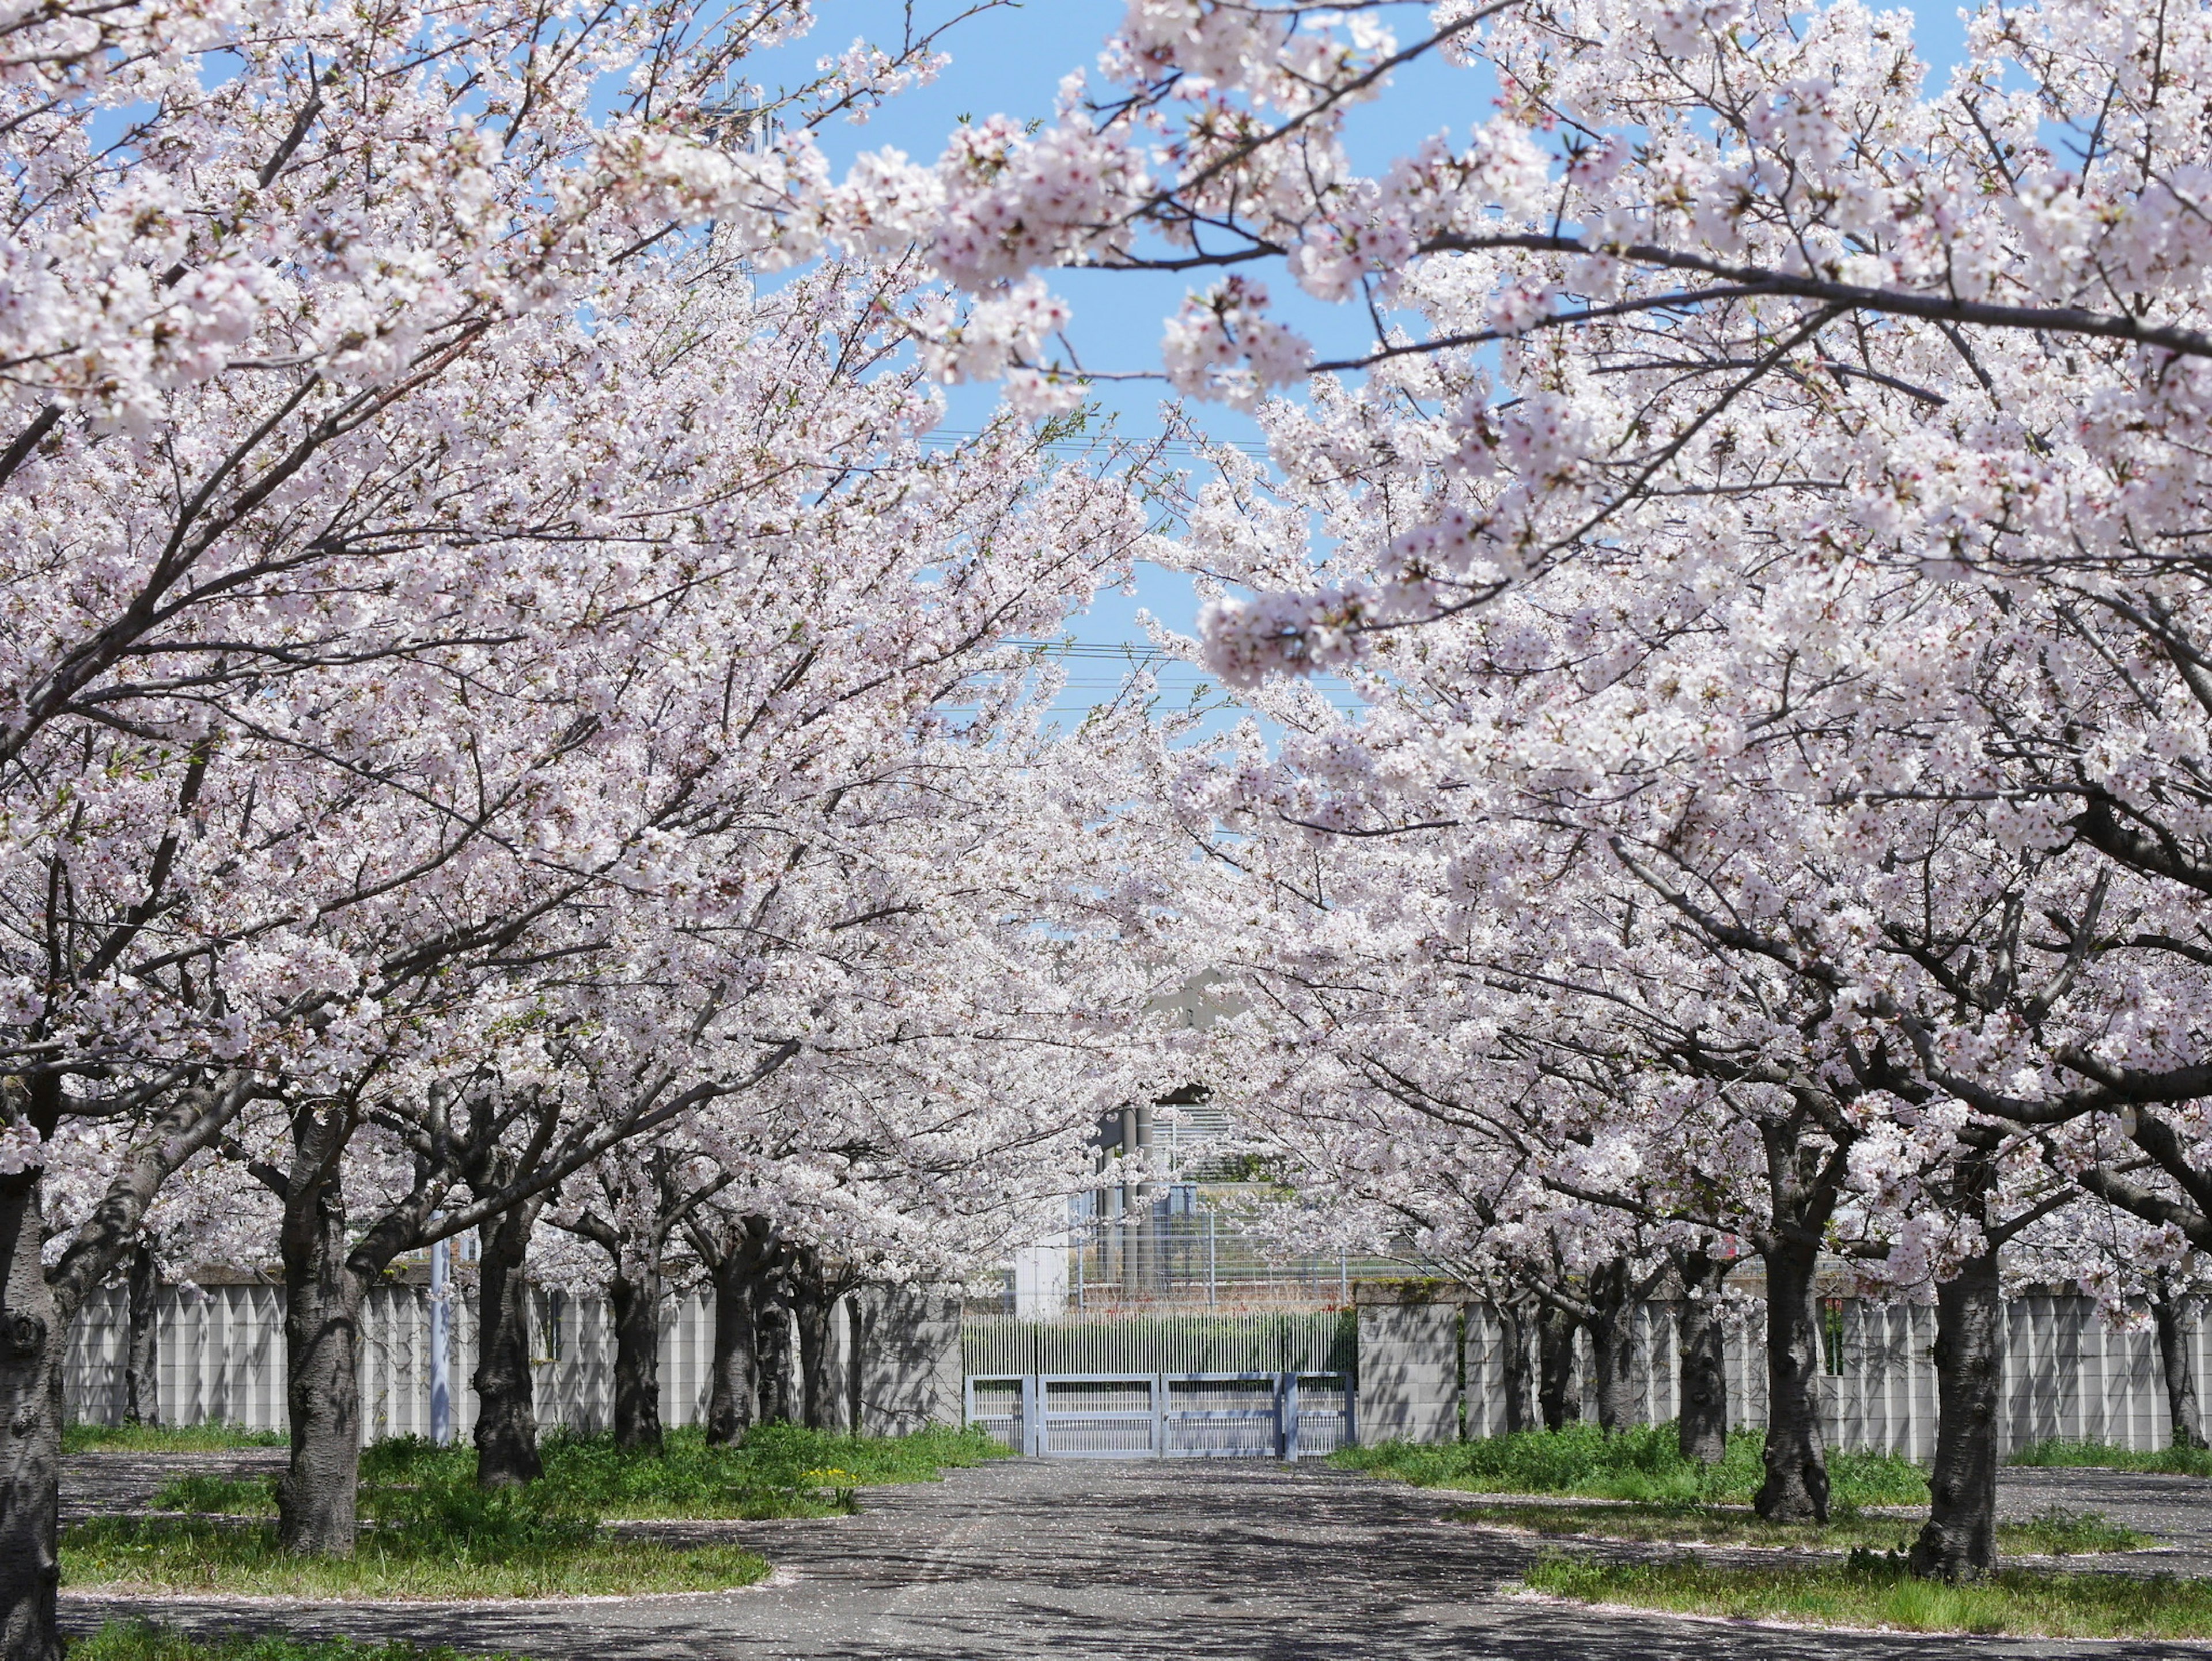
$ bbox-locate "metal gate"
[964,1371,1354,1459]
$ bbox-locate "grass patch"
[357,1422,1006,1521]
[97,1422,1003,1596]
[152,1424,1007,1524]
[1459,1501,2145,1556]
[1333,1423,1928,1509]
[1520,1551,2212,1638]
[63,1423,286,1455]
[151,1474,276,1515]
[60,1515,769,1601]
[2009,1437,2212,1478]
[70,1622,529,1661]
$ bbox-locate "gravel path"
[52,1453,2212,1659]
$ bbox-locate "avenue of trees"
[9,0,2212,1654]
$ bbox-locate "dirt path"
[56,1455,2212,1659]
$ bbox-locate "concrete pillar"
[1357,1295,1460,1444]
[851,1285,964,1436]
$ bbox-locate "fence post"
[1207,1215,1217,1306]
[1153,1372,1166,1458]
[1277,1371,1301,1462]
[1021,1373,1043,1456]
[1345,1372,1358,1448]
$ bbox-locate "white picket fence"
[1463,1295,2199,1459]
[60,1280,786,1439]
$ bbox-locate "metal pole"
[1207,1213,1217,1306]
[1119,1107,1139,1296]
[1339,1250,1349,1306]
[429,1236,452,1445]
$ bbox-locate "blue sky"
[745,1,1971,723]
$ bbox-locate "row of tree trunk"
[263,1206,859,1550]
[1509,1248,2206,1582]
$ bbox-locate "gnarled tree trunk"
[705,1239,766,1446]
[2153,1278,2206,1451]
[0,1167,62,1661]
[1674,1248,1733,1465]
[1753,1236,1830,1523]
[473,1205,543,1488]
[1537,1303,1580,1431]
[756,1297,795,1425]
[1911,1246,2002,1581]
[276,1169,364,1556]
[1585,1259,1639,1435]
[791,1276,843,1433]
[609,1258,664,1455]
[1498,1299,1536,1435]
[122,1237,158,1427]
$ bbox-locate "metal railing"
[1065,1189,1418,1310]
[964,1370,1354,1460]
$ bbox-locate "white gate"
[964,1371,1353,1459]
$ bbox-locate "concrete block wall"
[1391,1293,2204,1457]
[65,1278,953,1440]
[1355,1300,1460,1443]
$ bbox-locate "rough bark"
[0,1168,62,1661]
[792,1281,842,1433]
[122,1237,158,1428]
[1909,1246,2003,1581]
[1753,1236,1830,1523]
[1498,1299,1537,1435]
[609,1259,665,1455]
[1673,1248,1733,1465]
[275,1168,364,1556]
[756,1297,795,1425]
[2153,1279,2206,1451]
[704,1239,767,1446]
[472,1205,543,1488]
[1537,1303,1581,1431]
[1584,1259,1639,1435]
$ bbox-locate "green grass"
[102,1422,1003,1596]
[60,1514,770,1601]
[1333,1423,1929,1509]
[153,1424,1007,1524]
[63,1422,286,1454]
[358,1422,1008,1520]
[1458,1501,2145,1556]
[1521,1552,2212,1638]
[2008,1437,2212,1478]
[152,1473,277,1515]
[70,1623,530,1661]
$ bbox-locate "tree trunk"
[1585,1260,1639,1435]
[2154,1281,2206,1451]
[276,1170,363,1556]
[1675,1249,1732,1465]
[122,1238,158,1427]
[1498,1300,1536,1436]
[756,1298,794,1425]
[792,1281,842,1433]
[1911,1247,2003,1581]
[704,1251,762,1447]
[0,1168,62,1661]
[1753,1236,1830,1523]
[472,1206,543,1488]
[1537,1303,1581,1431]
[609,1259,664,1455]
